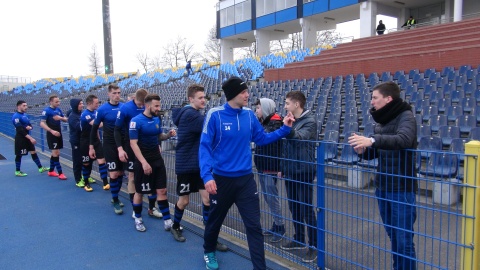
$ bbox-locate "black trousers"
[71,143,82,182]
[203,173,266,270]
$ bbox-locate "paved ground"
[0,134,288,270]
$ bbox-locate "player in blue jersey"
[12,100,49,176]
[89,84,125,214]
[40,95,68,180]
[114,88,162,219]
[79,95,109,192]
[199,77,295,270]
[129,93,176,232]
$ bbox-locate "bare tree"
[271,33,303,54]
[317,29,343,46]
[204,26,221,62]
[136,52,150,73]
[148,54,163,71]
[236,41,256,59]
[161,36,198,68]
[88,44,103,75]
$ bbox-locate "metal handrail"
[385,12,480,34]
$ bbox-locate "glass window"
[286,0,297,8]
[276,0,286,10]
[226,6,235,26]
[256,0,265,17]
[220,8,228,27]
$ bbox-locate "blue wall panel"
[256,13,275,29]
[276,7,297,24]
[330,0,359,10]
[235,20,252,34]
[303,0,329,17]
[220,25,236,38]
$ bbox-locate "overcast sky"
[0,0,395,81]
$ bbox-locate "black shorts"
[134,157,167,194]
[124,143,135,172]
[176,172,205,196]
[47,132,63,150]
[103,142,123,172]
[80,138,104,163]
[15,136,35,155]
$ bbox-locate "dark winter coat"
[68,99,82,145]
[281,110,317,178]
[254,113,283,172]
[361,99,417,192]
[172,105,204,174]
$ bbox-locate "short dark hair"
[187,84,204,98]
[16,100,26,106]
[49,95,58,102]
[108,84,119,92]
[286,91,306,109]
[85,94,98,105]
[254,99,261,106]
[135,88,148,103]
[373,82,401,100]
[144,93,160,104]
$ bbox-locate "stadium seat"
[450,90,465,103]
[419,152,458,178]
[460,97,476,113]
[469,127,480,140]
[437,125,460,147]
[414,114,423,125]
[436,98,451,113]
[429,90,444,101]
[455,114,476,135]
[340,122,359,139]
[323,130,339,161]
[450,138,469,163]
[332,137,359,165]
[417,124,432,142]
[417,136,443,160]
[446,105,464,122]
[421,105,438,122]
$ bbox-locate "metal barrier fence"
[1,111,479,269]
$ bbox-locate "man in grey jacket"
[348,82,417,270]
[279,91,318,263]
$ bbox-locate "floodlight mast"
[102,0,114,74]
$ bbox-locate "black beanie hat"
[222,76,248,101]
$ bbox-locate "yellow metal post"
[461,141,480,270]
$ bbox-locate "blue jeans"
[258,173,283,226]
[376,189,417,270]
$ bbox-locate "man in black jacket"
[68,99,84,186]
[254,98,285,243]
[349,82,417,270]
[376,20,386,35]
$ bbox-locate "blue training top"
[129,113,162,161]
[41,106,64,131]
[199,103,291,183]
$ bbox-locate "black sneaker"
[171,227,186,242]
[302,248,317,262]
[281,241,306,250]
[263,223,276,236]
[216,241,228,252]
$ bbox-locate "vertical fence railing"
[461,141,480,270]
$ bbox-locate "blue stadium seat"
[460,97,475,113]
[424,83,437,98]
[420,152,458,178]
[323,130,339,161]
[455,115,477,134]
[436,98,451,113]
[409,90,424,104]
[438,125,460,147]
[363,122,375,137]
[417,136,443,160]
[332,137,359,165]
[450,138,469,163]
[446,105,464,122]
[340,122,359,139]
[449,90,465,103]
[463,82,475,97]
[421,105,438,122]
[429,90,444,102]
[417,124,432,142]
[459,65,472,76]
[469,127,480,140]
[414,114,423,125]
